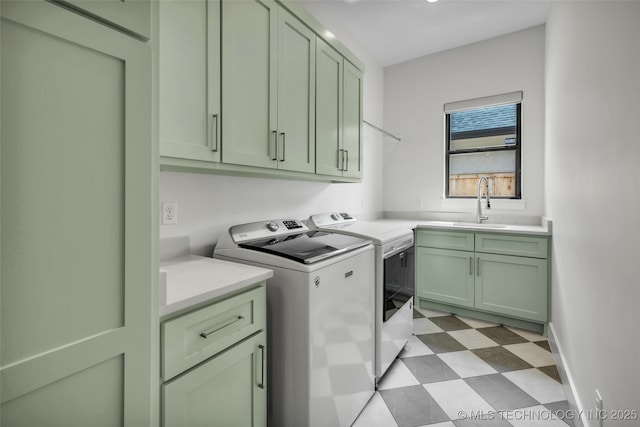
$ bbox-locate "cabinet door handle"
[279,132,285,162]
[338,149,344,170]
[477,257,481,276]
[469,257,473,275]
[210,114,219,152]
[257,344,265,389]
[344,150,349,171]
[270,131,278,161]
[199,315,243,338]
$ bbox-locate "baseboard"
[547,322,586,427]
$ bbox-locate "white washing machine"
[307,213,415,383]
[214,219,375,427]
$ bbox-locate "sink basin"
[452,222,507,229]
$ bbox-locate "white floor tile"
[448,329,500,349]
[454,315,499,329]
[507,327,547,342]
[415,307,451,318]
[400,335,434,358]
[326,342,365,366]
[504,343,556,367]
[506,405,571,427]
[437,350,498,378]
[503,369,566,404]
[352,391,399,427]
[413,317,444,335]
[377,359,420,390]
[424,379,494,420]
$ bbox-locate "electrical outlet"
[161,201,177,225]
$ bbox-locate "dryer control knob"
[266,221,279,232]
[330,213,340,221]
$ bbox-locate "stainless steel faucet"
[476,176,491,224]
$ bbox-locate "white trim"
[548,322,586,427]
[441,197,526,211]
[444,91,523,113]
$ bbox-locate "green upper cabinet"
[1,1,154,425]
[221,0,277,169]
[158,0,364,181]
[54,0,151,39]
[342,60,364,178]
[316,39,363,178]
[276,7,316,173]
[222,0,315,173]
[159,0,221,163]
[316,38,343,176]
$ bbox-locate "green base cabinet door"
[163,333,267,427]
[475,253,548,322]
[1,2,153,425]
[416,247,475,308]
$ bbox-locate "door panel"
[56,0,150,39]
[159,0,220,162]
[416,247,475,308]
[342,60,363,178]
[475,254,548,322]
[1,2,153,424]
[277,9,315,173]
[315,38,343,176]
[163,333,267,427]
[222,0,278,169]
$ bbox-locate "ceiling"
[298,0,550,67]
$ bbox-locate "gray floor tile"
[430,315,473,331]
[380,385,450,427]
[418,332,467,353]
[544,401,576,427]
[538,365,561,383]
[477,327,529,345]
[472,347,533,373]
[465,373,539,410]
[535,341,552,352]
[402,354,460,384]
[414,309,426,319]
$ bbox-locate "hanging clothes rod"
[363,120,402,143]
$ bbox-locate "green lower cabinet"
[415,229,550,332]
[416,247,475,308]
[163,332,266,427]
[475,253,548,322]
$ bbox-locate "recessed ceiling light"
[426,0,439,3]
[324,30,336,40]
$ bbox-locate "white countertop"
[159,255,273,318]
[414,220,551,236]
[375,218,552,236]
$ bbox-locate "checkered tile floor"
[353,308,574,427]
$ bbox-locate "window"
[445,92,522,199]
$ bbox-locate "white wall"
[545,3,640,425]
[160,23,385,256]
[383,26,545,221]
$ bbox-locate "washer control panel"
[308,212,357,228]
[230,219,309,243]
